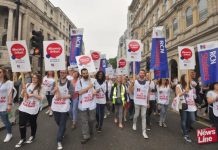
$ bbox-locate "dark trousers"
[19,111,38,140]
[128,99,135,118]
[96,104,105,129]
[53,111,68,142]
[209,107,218,137]
[146,100,156,125]
[46,95,54,107]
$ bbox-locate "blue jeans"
[180,110,196,136]
[96,104,105,129]
[159,104,168,123]
[70,98,79,123]
[0,111,12,134]
[53,112,68,142]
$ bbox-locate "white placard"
[6,40,31,72]
[44,40,66,71]
[106,67,114,76]
[126,40,143,61]
[90,50,101,71]
[117,58,128,75]
[178,46,196,70]
[76,55,96,74]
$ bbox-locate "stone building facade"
[129,0,218,79]
[0,0,82,72]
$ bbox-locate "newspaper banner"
[69,28,84,67]
[6,40,31,72]
[117,58,128,75]
[197,41,218,84]
[126,40,143,61]
[90,50,101,71]
[197,128,217,144]
[178,46,196,70]
[76,55,96,74]
[43,40,66,71]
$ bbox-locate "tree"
[108,57,117,69]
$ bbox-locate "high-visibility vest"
[112,85,125,106]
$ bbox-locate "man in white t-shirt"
[75,68,95,144]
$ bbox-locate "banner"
[154,70,169,79]
[100,54,107,73]
[150,26,168,71]
[69,28,84,67]
[197,41,218,84]
[6,40,31,72]
[43,40,66,71]
[76,55,96,74]
[178,46,196,70]
[117,58,128,75]
[130,61,140,75]
[197,128,217,144]
[90,50,101,71]
[126,40,142,61]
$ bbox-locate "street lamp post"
[14,0,21,40]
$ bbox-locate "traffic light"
[30,30,44,55]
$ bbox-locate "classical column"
[18,12,22,40]
[7,8,14,41]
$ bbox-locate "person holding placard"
[207,82,218,138]
[157,79,170,128]
[129,69,150,139]
[42,71,55,117]
[15,73,43,148]
[176,74,197,143]
[94,71,107,133]
[51,70,73,150]
[67,66,74,81]
[76,68,96,144]
[104,75,112,119]
[0,67,13,143]
[110,75,127,128]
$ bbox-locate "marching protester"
[67,66,74,81]
[104,75,112,119]
[15,73,43,148]
[176,74,197,143]
[157,79,170,128]
[42,71,55,117]
[128,76,135,120]
[94,71,107,132]
[70,71,80,129]
[123,76,130,122]
[207,82,218,137]
[111,75,127,128]
[51,70,73,150]
[129,70,150,139]
[0,68,13,143]
[76,68,96,144]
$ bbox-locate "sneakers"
[114,118,118,124]
[143,130,149,139]
[97,128,102,133]
[184,135,192,143]
[132,123,137,131]
[80,138,90,144]
[4,134,12,142]
[71,123,76,129]
[45,110,50,114]
[118,123,123,128]
[15,139,25,148]
[163,122,167,128]
[25,136,35,144]
[57,142,63,150]
[104,114,107,119]
[49,111,53,116]
[159,122,162,127]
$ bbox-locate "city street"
[0,109,217,150]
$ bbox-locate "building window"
[186,7,193,27]
[198,0,208,21]
[173,0,176,4]
[173,18,178,37]
[157,8,160,18]
[47,33,51,40]
[153,14,155,24]
[164,0,169,11]
[30,23,34,32]
[4,18,8,29]
[50,9,53,15]
[165,25,170,39]
[2,34,7,46]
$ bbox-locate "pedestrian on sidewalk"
[94,71,107,133]
[51,70,73,150]
[76,68,96,144]
[111,75,127,128]
[157,79,170,128]
[0,67,14,143]
[129,70,150,139]
[176,74,197,143]
[70,71,80,129]
[42,71,55,117]
[15,73,43,148]
[207,82,218,138]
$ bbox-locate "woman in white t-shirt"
[0,68,13,143]
[42,71,55,116]
[15,73,43,148]
[207,82,218,138]
[157,79,170,128]
[176,74,197,143]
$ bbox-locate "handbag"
[115,98,123,105]
[181,102,188,110]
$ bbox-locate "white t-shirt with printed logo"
[0,80,13,112]
[94,81,106,104]
[42,76,55,95]
[157,85,170,105]
[207,91,218,117]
